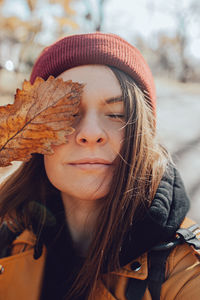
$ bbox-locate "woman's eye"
[107,114,124,119]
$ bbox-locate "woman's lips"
[67,158,112,171]
[69,163,110,171]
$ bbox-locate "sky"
[2,0,200,59]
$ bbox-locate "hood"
[119,163,190,266]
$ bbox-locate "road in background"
[156,77,200,223]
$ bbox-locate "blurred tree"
[173,2,191,82]
[50,0,78,36]
[155,34,188,79]
[149,0,200,82]
[82,0,107,31]
[50,0,75,15]
[96,0,106,31]
[0,0,78,73]
[27,0,37,11]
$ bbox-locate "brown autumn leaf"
[0,76,83,167]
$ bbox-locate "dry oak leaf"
[0,76,83,167]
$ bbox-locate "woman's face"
[44,65,124,202]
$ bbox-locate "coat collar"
[113,253,148,280]
[7,229,148,280]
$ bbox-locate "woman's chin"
[61,184,110,202]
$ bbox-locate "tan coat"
[0,218,200,300]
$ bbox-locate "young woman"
[0,33,200,300]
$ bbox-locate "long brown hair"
[0,67,170,299]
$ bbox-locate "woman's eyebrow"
[105,96,123,104]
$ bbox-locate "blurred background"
[0,0,199,222]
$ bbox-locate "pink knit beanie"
[30,32,156,114]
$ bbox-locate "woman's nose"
[75,114,107,146]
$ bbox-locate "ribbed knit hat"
[30,32,156,114]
